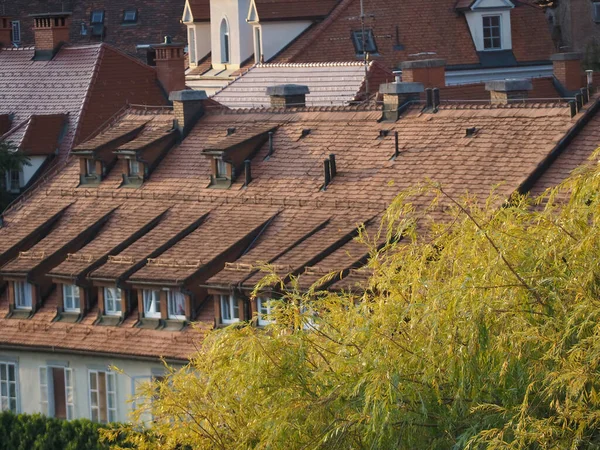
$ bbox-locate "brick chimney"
[379,81,424,121]
[266,84,310,108]
[551,52,583,93]
[169,90,208,137]
[485,79,533,104]
[30,12,71,60]
[0,17,11,48]
[400,59,446,88]
[152,36,186,95]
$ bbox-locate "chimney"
[266,84,310,108]
[0,17,11,48]
[30,12,71,60]
[169,90,208,137]
[485,79,532,104]
[379,81,424,121]
[551,52,583,93]
[400,59,446,88]
[152,36,186,95]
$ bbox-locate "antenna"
[360,0,369,98]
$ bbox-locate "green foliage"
[0,412,130,450]
[112,150,600,449]
[0,141,31,210]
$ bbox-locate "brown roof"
[253,0,340,21]
[0,94,598,360]
[0,114,11,135]
[274,0,553,68]
[188,0,211,21]
[4,114,67,156]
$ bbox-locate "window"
[220,18,230,64]
[594,2,600,23]
[188,28,196,64]
[91,10,105,24]
[9,169,20,193]
[89,370,117,423]
[11,21,20,44]
[14,281,32,310]
[63,285,81,312]
[257,297,273,326]
[215,159,228,178]
[103,287,122,316]
[220,295,239,324]
[39,366,74,419]
[167,290,186,320]
[143,290,161,319]
[351,29,377,55]
[483,15,502,50]
[80,21,88,35]
[128,159,141,177]
[0,362,17,413]
[122,9,138,24]
[86,159,97,176]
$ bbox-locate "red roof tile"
[253,0,340,21]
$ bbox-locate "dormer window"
[352,29,377,55]
[257,297,273,326]
[104,287,122,316]
[128,159,141,177]
[216,159,228,178]
[86,159,97,177]
[14,281,32,310]
[91,10,105,24]
[167,290,186,321]
[220,294,240,324]
[143,289,161,319]
[123,9,138,24]
[62,284,81,313]
[483,16,502,50]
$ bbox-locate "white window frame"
[220,294,240,324]
[216,158,228,178]
[257,297,273,326]
[103,287,122,316]
[167,290,186,321]
[14,281,32,310]
[11,20,20,44]
[143,289,161,319]
[482,14,502,50]
[128,159,141,177]
[0,361,18,413]
[86,158,97,176]
[63,284,81,312]
[88,370,117,423]
[39,366,74,419]
[220,18,230,64]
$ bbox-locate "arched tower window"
[220,18,230,64]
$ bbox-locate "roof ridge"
[256,61,370,68]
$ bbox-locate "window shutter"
[106,372,117,422]
[39,367,49,415]
[64,368,74,420]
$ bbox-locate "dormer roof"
[2,114,67,156]
[183,0,211,23]
[249,0,340,22]
[456,0,515,10]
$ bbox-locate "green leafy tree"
[107,149,600,449]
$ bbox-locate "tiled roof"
[253,0,340,21]
[0,45,101,160]
[274,0,553,68]
[212,61,394,109]
[188,0,211,21]
[0,96,598,360]
[3,114,67,156]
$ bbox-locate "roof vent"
[227,127,236,136]
[485,79,532,105]
[465,127,478,137]
[266,84,310,108]
[301,129,311,138]
[379,130,390,139]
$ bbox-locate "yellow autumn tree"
[105,150,600,449]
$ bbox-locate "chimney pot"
[169,90,208,137]
[152,39,186,95]
[400,59,446,88]
[29,12,71,60]
[0,16,12,48]
[551,52,583,93]
[266,84,310,108]
[485,79,532,104]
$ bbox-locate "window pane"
[0,365,5,381]
[87,159,96,176]
[220,295,230,321]
[90,372,97,391]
